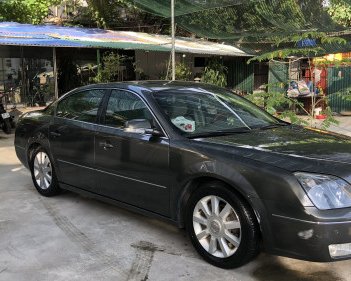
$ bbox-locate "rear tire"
[185,181,260,268]
[30,146,61,197]
[2,119,11,134]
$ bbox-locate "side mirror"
[124,119,152,134]
[144,128,164,137]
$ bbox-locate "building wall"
[134,50,209,80]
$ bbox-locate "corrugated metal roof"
[0,37,85,47]
[0,22,250,56]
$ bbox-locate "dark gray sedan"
[15,81,351,268]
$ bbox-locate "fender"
[25,129,62,180]
[172,159,275,250]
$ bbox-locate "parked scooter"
[0,91,15,134]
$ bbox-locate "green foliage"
[132,0,345,40]
[249,31,347,63]
[248,47,324,63]
[271,31,347,46]
[201,58,227,87]
[246,91,306,125]
[163,61,192,81]
[245,24,345,131]
[334,87,351,102]
[320,106,339,130]
[328,0,351,27]
[78,0,168,32]
[246,90,339,129]
[94,52,127,83]
[177,2,284,39]
[0,0,60,24]
[174,62,192,81]
[86,0,132,28]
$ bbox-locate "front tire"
[30,147,60,197]
[185,182,260,268]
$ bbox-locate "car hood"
[195,126,351,173]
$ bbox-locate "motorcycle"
[0,91,16,134]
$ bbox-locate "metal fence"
[226,57,254,93]
[327,67,351,113]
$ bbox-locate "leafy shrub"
[201,58,227,87]
[94,52,127,83]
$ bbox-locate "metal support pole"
[20,46,26,106]
[171,0,176,81]
[53,47,58,100]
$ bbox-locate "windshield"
[153,87,283,137]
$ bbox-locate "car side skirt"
[60,182,179,227]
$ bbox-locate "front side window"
[104,90,153,128]
[56,90,104,123]
[153,87,282,137]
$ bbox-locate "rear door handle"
[50,131,61,137]
[99,141,114,150]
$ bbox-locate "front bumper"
[269,213,351,262]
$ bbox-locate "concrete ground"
[305,116,351,137]
[1,114,351,280]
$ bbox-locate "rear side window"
[104,90,153,128]
[56,89,104,123]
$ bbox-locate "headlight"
[295,172,351,210]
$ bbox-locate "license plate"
[1,112,10,119]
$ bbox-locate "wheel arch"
[26,133,53,169]
[27,142,42,166]
[176,175,259,227]
[175,174,274,251]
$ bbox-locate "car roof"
[75,80,223,94]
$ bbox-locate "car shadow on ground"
[251,255,342,281]
[51,190,345,281]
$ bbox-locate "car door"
[95,89,170,216]
[49,89,105,193]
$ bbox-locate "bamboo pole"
[171,0,176,81]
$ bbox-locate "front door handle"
[99,141,114,150]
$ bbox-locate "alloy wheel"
[193,195,241,258]
[33,151,52,190]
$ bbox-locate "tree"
[0,0,172,35]
[62,0,173,34]
[0,0,60,24]
[328,0,351,27]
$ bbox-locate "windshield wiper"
[187,128,251,139]
[258,123,290,130]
